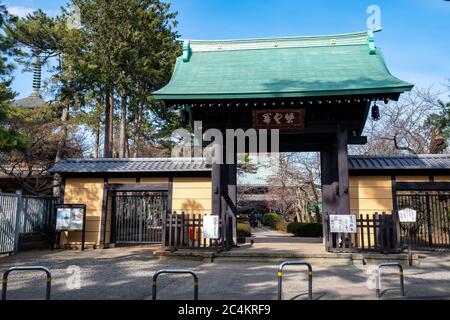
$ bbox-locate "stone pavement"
[242,226,325,254]
[1,247,449,300]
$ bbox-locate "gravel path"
[1,248,449,300]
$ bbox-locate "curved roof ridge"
[188,31,371,53]
[187,30,369,44]
[153,29,413,101]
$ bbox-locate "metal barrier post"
[2,266,51,300]
[375,262,405,299]
[152,269,199,300]
[277,261,313,300]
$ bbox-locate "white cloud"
[7,6,36,18]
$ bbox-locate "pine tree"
[0,3,28,152]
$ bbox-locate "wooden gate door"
[112,192,168,244]
[397,191,450,248]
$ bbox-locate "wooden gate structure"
[324,212,401,253]
[111,192,168,244]
[397,191,450,248]
[153,30,413,252]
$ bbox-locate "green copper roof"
[153,31,413,100]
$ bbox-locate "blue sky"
[5,0,450,99]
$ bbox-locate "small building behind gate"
[50,155,450,252]
[50,158,212,249]
[348,154,450,249]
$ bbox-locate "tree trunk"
[310,181,321,223]
[134,101,143,158]
[94,121,100,159]
[53,104,69,198]
[119,93,128,158]
[104,86,114,158]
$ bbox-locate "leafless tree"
[266,153,321,223]
[352,87,448,155]
[0,106,82,195]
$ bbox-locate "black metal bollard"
[152,269,199,300]
[277,261,313,301]
[2,266,51,300]
[375,262,405,299]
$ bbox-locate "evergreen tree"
[0,3,28,152]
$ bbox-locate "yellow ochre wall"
[61,178,104,247]
[61,176,211,247]
[434,176,450,182]
[350,176,393,216]
[349,175,449,216]
[172,177,212,215]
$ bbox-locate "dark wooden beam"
[349,169,450,176]
[396,182,450,191]
[60,177,66,204]
[227,162,237,246]
[321,146,339,215]
[227,163,237,217]
[348,136,367,145]
[107,184,169,192]
[337,129,350,214]
[99,177,108,249]
[212,163,221,217]
[167,177,173,214]
[220,162,229,250]
[391,175,398,213]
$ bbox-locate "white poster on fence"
[398,208,417,223]
[203,215,219,239]
[329,215,357,234]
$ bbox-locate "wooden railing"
[163,213,233,251]
[324,212,401,253]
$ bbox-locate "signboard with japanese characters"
[329,214,357,234]
[253,109,305,129]
[55,204,87,251]
[56,205,86,231]
[398,208,417,223]
[203,215,220,239]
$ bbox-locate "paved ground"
[240,226,325,254]
[1,246,450,300]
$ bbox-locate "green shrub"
[237,223,252,237]
[287,223,323,238]
[262,212,281,227]
[273,220,290,232]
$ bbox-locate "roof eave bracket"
[183,40,192,62]
[368,30,376,55]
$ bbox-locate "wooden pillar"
[212,163,222,217]
[227,162,237,246]
[227,163,237,216]
[99,177,109,249]
[220,163,229,250]
[337,129,350,214]
[321,145,339,215]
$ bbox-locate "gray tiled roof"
[13,93,46,109]
[50,158,211,173]
[348,155,450,171]
[50,155,450,174]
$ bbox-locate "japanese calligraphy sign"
[253,109,305,129]
[329,214,357,234]
[56,204,86,231]
[203,215,220,239]
[398,208,417,223]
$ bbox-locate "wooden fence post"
[323,213,331,252]
[392,210,401,252]
[13,191,23,254]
